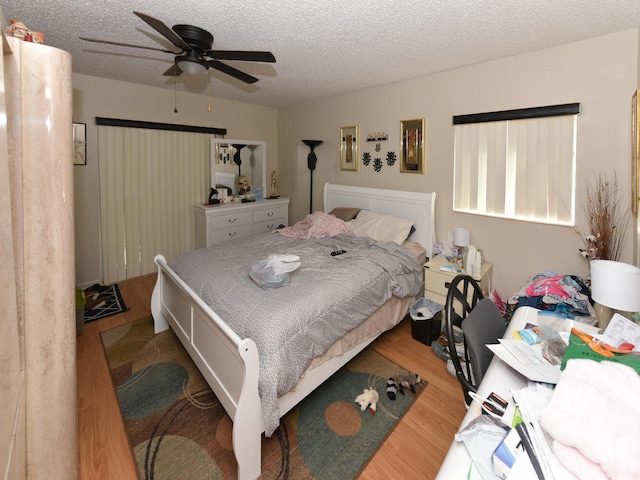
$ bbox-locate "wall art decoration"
[362,151,371,167]
[340,125,359,171]
[73,122,86,165]
[373,157,382,172]
[400,118,425,173]
[633,90,639,217]
[386,151,397,166]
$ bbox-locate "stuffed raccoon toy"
[386,372,422,400]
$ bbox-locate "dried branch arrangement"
[576,172,629,262]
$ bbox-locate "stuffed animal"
[386,372,422,400]
[355,388,379,414]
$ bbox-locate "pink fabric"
[539,359,640,480]
[276,212,352,239]
[525,275,571,298]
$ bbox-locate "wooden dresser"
[194,198,290,248]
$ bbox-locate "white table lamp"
[590,260,640,329]
[453,227,470,247]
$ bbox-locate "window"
[453,104,579,226]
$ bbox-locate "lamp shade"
[453,227,470,247]
[590,260,640,313]
[176,55,207,75]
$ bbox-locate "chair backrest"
[461,298,506,389]
[444,275,505,406]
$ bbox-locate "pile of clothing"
[506,270,596,324]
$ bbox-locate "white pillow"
[348,210,414,245]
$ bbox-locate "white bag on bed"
[249,254,301,290]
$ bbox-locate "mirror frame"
[211,138,267,196]
[340,125,359,171]
[400,118,425,173]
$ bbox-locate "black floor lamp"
[232,144,246,177]
[302,140,323,214]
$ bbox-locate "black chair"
[444,274,506,406]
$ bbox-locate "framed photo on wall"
[73,122,86,165]
[400,118,425,173]
[633,90,639,217]
[340,125,359,171]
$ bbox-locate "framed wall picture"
[73,122,86,165]
[633,90,639,217]
[340,125,359,171]
[400,118,425,173]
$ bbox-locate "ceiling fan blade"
[207,60,259,84]
[162,63,183,76]
[79,36,178,54]
[205,50,276,63]
[134,11,191,52]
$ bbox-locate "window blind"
[98,126,211,283]
[453,111,577,226]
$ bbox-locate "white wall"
[72,74,278,285]
[278,29,639,300]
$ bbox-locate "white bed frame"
[150,183,436,479]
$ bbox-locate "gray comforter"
[170,232,422,436]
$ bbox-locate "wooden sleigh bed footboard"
[151,254,263,479]
[151,254,385,480]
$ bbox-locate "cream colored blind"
[98,126,210,283]
[453,114,577,225]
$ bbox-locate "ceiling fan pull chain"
[174,78,178,113]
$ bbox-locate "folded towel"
[539,359,640,480]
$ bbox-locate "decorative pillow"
[328,207,361,222]
[348,210,414,245]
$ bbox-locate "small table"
[424,255,492,306]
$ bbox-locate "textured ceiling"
[2,0,639,108]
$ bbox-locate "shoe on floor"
[431,341,450,362]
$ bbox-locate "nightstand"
[424,255,492,306]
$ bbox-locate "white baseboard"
[76,279,102,290]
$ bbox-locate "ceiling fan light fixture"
[176,54,207,75]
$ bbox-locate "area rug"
[84,283,128,323]
[101,317,427,480]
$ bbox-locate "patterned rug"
[84,284,128,323]
[101,317,427,480]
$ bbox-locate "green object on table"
[562,330,640,375]
[76,288,86,308]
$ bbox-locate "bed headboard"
[323,183,436,259]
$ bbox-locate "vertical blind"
[453,113,577,225]
[98,126,211,283]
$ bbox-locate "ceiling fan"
[80,11,276,84]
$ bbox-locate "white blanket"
[539,359,640,480]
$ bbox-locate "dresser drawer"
[210,224,252,244]
[253,218,286,234]
[425,268,455,297]
[213,211,253,229]
[253,206,287,223]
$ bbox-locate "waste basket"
[409,297,442,346]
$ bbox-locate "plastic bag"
[249,254,301,290]
[410,297,442,320]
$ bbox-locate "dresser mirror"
[211,138,266,196]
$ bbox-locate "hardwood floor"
[77,274,467,479]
